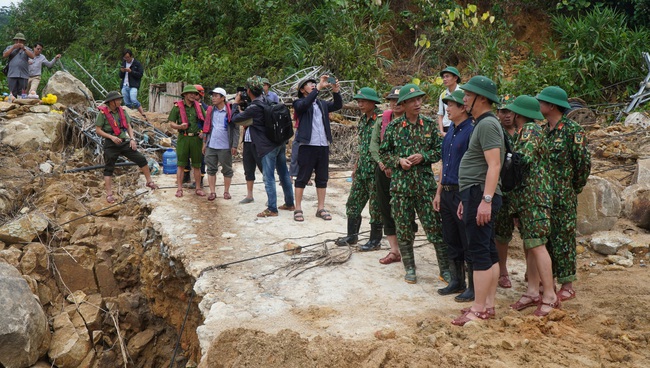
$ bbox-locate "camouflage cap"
[261,77,271,86]
[246,76,264,91]
[497,94,516,110]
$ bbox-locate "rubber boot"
[335,216,361,246]
[455,262,475,302]
[400,240,417,284]
[437,260,466,295]
[189,175,204,189]
[182,169,191,184]
[434,242,451,283]
[360,224,383,251]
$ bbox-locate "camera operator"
[231,76,295,217]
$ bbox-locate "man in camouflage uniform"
[336,87,384,250]
[379,84,447,284]
[494,94,517,289]
[505,95,560,316]
[537,86,591,302]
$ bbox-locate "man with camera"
[232,76,295,218]
[3,33,35,98]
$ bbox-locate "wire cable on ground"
[169,291,194,368]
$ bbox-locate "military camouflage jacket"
[543,116,591,200]
[356,108,382,176]
[511,121,552,210]
[379,114,442,195]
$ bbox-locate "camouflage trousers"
[494,196,515,244]
[547,197,578,284]
[514,206,551,250]
[345,164,381,224]
[390,193,447,275]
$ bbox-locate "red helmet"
[194,84,205,97]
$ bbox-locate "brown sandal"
[379,252,401,265]
[175,189,183,198]
[316,208,332,220]
[461,306,495,319]
[293,210,304,222]
[257,209,278,217]
[498,274,512,288]
[533,299,561,317]
[195,189,206,197]
[106,193,116,204]
[556,287,576,302]
[510,294,541,311]
[207,192,217,201]
[451,309,490,326]
[146,181,159,190]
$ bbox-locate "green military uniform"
[494,128,518,244]
[96,109,132,139]
[544,115,590,283]
[379,113,446,282]
[345,107,382,224]
[169,100,205,168]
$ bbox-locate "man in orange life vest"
[168,85,207,197]
[94,91,158,204]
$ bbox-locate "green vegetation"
[1,0,649,111]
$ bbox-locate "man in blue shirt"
[262,78,280,104]
[434,89,475,301]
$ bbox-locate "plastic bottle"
[162,149,177,174]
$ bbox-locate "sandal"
[175,189,183,198]
[533,299,561,317]
[510,294,541,311]
[451,309,490,326]
[294,210,304,222]
[195,189,206,197]
[379,252,401,265]
[106,193,116,204]
[146,181,159,190]
[556,287,576,302]
[461,306,495,319]
[208,192,217,201]
[223,192,231,200]
[498,274,512,288]
[279,204,295,211]
[257,209,278,217]
[315,208,332,220]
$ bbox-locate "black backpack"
[252,100,294,144]
[500,130,526,193]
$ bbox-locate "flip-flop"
[223,192,232,200]
[175,189,183,198]
[106,193,116,204]
[208,192,217,201]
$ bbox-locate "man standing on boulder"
[27,43,61,93]
[3,33,35,98]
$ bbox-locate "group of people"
[337,67,590,326]
[3,32,61,98]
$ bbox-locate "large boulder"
[621,183,650,230]
[0,262,50,368]
[590,231,632,255]
[577,176,621,235]
[0,112,63,152]
[0,213,49,244]
[42,71,93,107]
[631,158,650,185]
[51,246,98,294]
[624,111,650,129]
[47,312,92,368]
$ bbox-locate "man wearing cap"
[452,76,504,326]
[434,89,475,300]
[202,87,239,201]
[95,91,159,204]
[119,49,147,120]
[292,75,343,221]
[27,42,61,93]
[262,78,280,104]
[504,95,559,317]
[3,33,35,98]
[537,86,591,303]
[232,76,295,217]
[184,84,208,190]
[370,86,406,265]
[379,84,446,284]
[437,66,462,136]
[336,87,383,247]
[494,94,517,289]
[168,85,206,197]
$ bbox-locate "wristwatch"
[482,195,493,203]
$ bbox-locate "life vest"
[202,103,233,134]
[97,105,128,136]
[175,100,205,129]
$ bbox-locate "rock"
[95,253,120,297]
[629,242,649,256]
[127,329,156,359]
[621,184,650,230]
[501,340,515,350]
[0,262,50,368]
[29,105,51,113]
[0,246,22,268]
[616,259,634,268]
[0,112,64,152]
[604,264,626,271]
[42,71,93,107]
[69,294,104,331]
[624,112,650,129]
[20,242,48,275]
[39,162,53,173]
[48,312,92,368]
[577,176,621,235]
[66,290,87,304]
[632,158,650,185]
[590,231,632,255]
[0,212,49,243]
[51,246,98,294]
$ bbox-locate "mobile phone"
[327,76,336,84]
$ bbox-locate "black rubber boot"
[182,169,191,184]
[335,217,361,246]
[437,260,466,295]
[455,262,475,302]
[360,224,383,251]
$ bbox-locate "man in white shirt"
[437,66,462,136]
[28,43,61,93]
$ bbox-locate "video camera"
[236,86,251,110]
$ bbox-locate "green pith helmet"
[442,89,465,105]
[535,86,571,109]
[181,85,199,96]
[397,84,426,104]
[13,33,26,41]
[386,85,402,100]
[246,76,264,91]
[103,91,123,103]
[440,66,460,78]
[460,75,499,104]
[497,94,516,110]
[505,95,544,120]
[261,77,271,86]
[353,87,381,103]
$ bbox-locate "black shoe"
[335,217,361,246]
[359,224,383,251]
[455,262,474,302]
[438,260,466,295]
